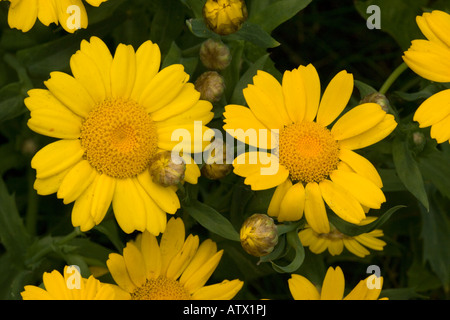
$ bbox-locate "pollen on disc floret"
[80,98,158,179]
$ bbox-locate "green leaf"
[183,200,240,241]
[420,192,450,286]
[354,79,378,100]
[392,136,429,210]
[0,82,27,122]
[230,53,269,105]
[418,148,450,199]
[0,178,32,261]
[329,205,405,237]
[354,0,427,50]
[249,0,312,33]
[269,229,305,273]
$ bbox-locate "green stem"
[379,62,408,95]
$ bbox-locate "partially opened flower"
[403,10,450,144]
[223,64,397,234]
[288,266,387,300]
[21,265,124,300]
[26,36,213,235]
[1,0,108,33]
[106,217,244,300]
[299,217,386,258]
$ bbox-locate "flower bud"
[240,214,278,257]
[195,71,226,103]
[201,142,232,180]
[203,0,248,36]
[149,151,186,187]
[412,131,426,152]
[360,92,390,112]
[200,39,232,71]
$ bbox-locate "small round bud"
[412,131,426,152]
[149,151,186,187]
[195,71,226,102]
[203,0,248,36]
[201,142,232,180]
[240,214,279,257]
[200,39,232,71]
[360,92,390,112]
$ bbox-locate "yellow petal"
[140,64,189,113]
[288,274,320,300]
[320,267,345,300]
[338,148,383,188]
[252,70,291,125]
[191,279,243,300]
[282,68,306,123]
[159,217,186,276]
[57,160,97,204]
[136,170,180,214]
[55,0,88,33]
[316,70,354,126]
[71,182,96,231]
[338,114,397,150]
[7,0,38,32]
[34,167,71,196]
[243,84,287,129]
[42,270,70,299]
[179,239,217,287]
[343,238,370,257]
[123,242,147,288]
[319,179,365,224]
[166,235,199,280]
[44,71,94,118]
[112,178,147,234]
[304,182,330,234]
[430,113,450,143]
[70,50,106,103]
[140,231,162,279]
[223,104,276,149]
[267,179,292,218]
[331,103,386,140]
[79,37,113,96]
[32,140,84,179]
[330,170,386,209]
[403,40,450,83]
[37,0,58,26]
[131,40,161,102]
[421,10,450,48]
[90,174,116,224]
[110,44,136,99]
[299,64,321,122]
[106,253,137,293]
[28,107,82,139]
[182,250,223,293]
[414,89,450,128]
[278,182,305,222]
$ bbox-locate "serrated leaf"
[183,200,240,241]
[392,136,429,210]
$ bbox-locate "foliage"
[0,0,449,300]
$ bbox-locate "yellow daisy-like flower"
[223,65,397,234]
[21,265,124,300]
[403,10,450,144]
[106,217,244,300]
[1,0,108,33]
[289,266,388,300]
[26,36,213,235]
[299,217,386,258]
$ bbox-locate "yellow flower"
[26,36,213,235]
[299,217,386,258]
[403,10,450,144]
[288,266,388,300]
[1,0,108,33]
[203,0,248,35]
[21,265,124,300]
[223,65,397,234]
[106,217,244,300]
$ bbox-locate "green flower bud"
[360,92,390,112]
[149,151,186,187]
[240,214,279,257]
[201,143,233,180]
[194,71,226,103]
[200,39,232,71]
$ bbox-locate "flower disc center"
[131,276,190,300]
[80,98,158,179]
